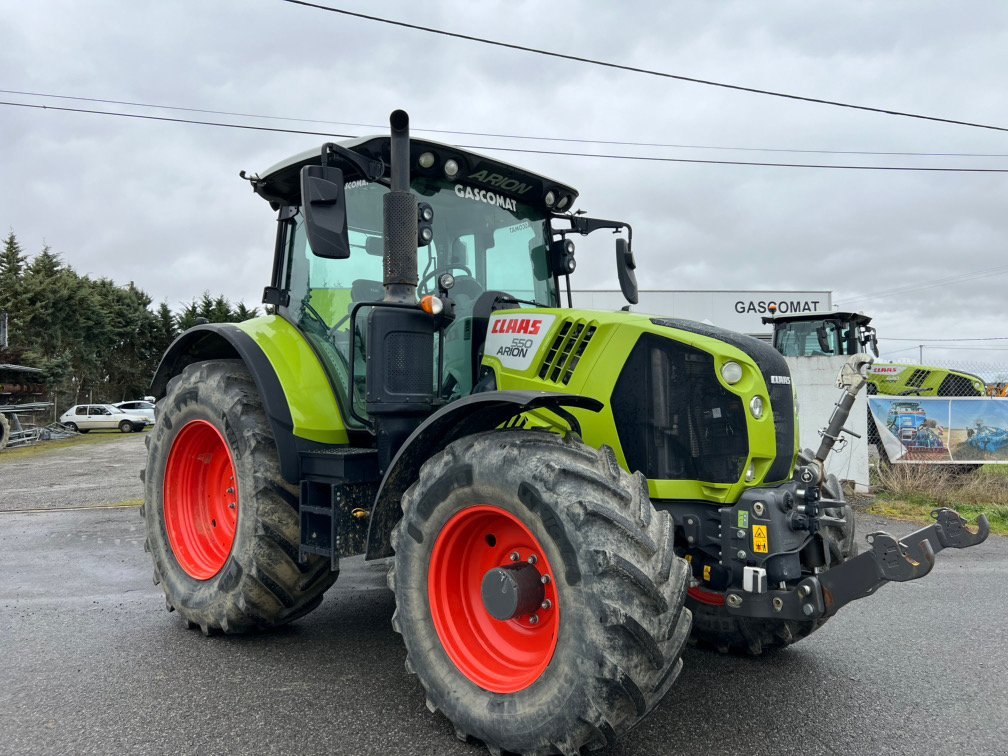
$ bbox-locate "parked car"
[59,404,150,433]
[114,400,156,422]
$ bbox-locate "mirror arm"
[321,142,385,182]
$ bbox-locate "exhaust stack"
[383,109,419,303]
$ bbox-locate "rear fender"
[365,390,603,559]
[150,323,301,483]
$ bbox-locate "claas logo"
[491,318,543,336]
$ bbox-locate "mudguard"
[365,390,603,559]
[150,323,302,483]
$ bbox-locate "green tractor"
[143,111,988,755]
[765,310,986,396]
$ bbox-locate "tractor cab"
[763,310,878,358]
[249,135,633,418]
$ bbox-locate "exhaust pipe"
[383,109,418,303]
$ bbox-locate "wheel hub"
[427,505,560,693]
[163,419,238,580]
[481,563,545,621]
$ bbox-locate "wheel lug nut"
[540,574,550,585]
[541,599,552,610]
[527,555,537,565]
[226,487,235,494]
[228,502,236,510]
[509,551,520,562]
[529,614,539,625]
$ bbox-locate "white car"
[114,400,156,423]
[59,404,150,433]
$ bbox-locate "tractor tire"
[142,359,337,634]
[687,478,856,656]
[389,430,691,756]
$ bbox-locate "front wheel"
[142,359,337,634]
[390,430,691,756]
[119,420,133,433]
[63,421,78,434]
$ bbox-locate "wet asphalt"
[0,504,1005,756]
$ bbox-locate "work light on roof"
[444,159,460,178]
[544,190,556,207]
[556,195,570,210]
[418,151,436,169]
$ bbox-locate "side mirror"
[300,165,351,259]
[616,238,638,305]
[816,325,834,354]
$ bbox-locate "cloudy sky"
[3,1,1006,368]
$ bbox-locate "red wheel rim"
[164,419,239,580]
[687,585,726,606]
[428,505,560,694]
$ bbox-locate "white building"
[572,289,833,339]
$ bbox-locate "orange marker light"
[420,295,443,315]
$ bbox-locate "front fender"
[365,390,603,559]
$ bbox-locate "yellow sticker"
[703,564,711,581]
[753,525,769,554]
[684,553,693,564]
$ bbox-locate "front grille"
[612,333,748,483]
[651,318,795,483]
[538,319,597,385]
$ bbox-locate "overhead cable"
[280,0,1008,134]
[7,100,1008,173]
[5,88,1008,159]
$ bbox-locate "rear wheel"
[390,430,691,756]
[142,359,337,633]
[63,421,78,434]
[118,420,132,433]
[687,485,856,655]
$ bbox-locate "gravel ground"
[0,433,146,511]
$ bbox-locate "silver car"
[59,404,150,433]
[114,400,156,423]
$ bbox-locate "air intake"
[538,320,597,385]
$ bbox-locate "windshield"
[282,177,556,424]
[774,320,844,357]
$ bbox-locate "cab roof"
[249,134,579,211]
[762,310,873,326]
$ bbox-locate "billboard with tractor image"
[869,397,1008,464]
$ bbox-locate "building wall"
[785,356,870,491]
[573,289,832,337]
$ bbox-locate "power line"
[281,0,1008,134]
[0,100,353,139]
[884,336,1008,342]
[6,88,1008,159]
[837,264,1008,306]
[8,99,1008,174]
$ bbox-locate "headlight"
[721,361,743,384]
[750,395,764,419]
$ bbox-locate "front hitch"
[722,508,989,621]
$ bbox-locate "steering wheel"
[419,265,474,296]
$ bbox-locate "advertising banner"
[869,397,1008,464]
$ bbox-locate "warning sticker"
[737,510,749,529]
[752,525,769,554]
[703,565,711,582]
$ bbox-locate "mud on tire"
[142,359,336,633]
[389,430,692,756]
